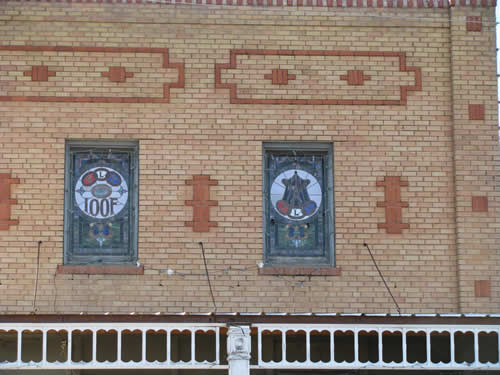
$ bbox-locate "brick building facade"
[0,0,499,372]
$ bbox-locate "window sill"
[258,266,341,276]
[57,265,144,275]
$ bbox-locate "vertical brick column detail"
[0,174,20,230]
[376,176,409,234]
[185,175,218,232]
[451,7,499,312]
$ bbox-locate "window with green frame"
[64,141,138,265]
[263,143,334,266]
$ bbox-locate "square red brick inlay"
[466,16,482,32]
[475,280,490,297]
[469,104,485,120]
[472,196,488,212]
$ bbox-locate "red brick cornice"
[0,0,495,7]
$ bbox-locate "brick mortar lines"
[0,0,496,7]
[0,8,453,29]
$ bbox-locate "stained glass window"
[64,141,138,265]
[264,143,334,265]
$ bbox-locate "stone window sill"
[57,265,144,275]
[258,266,341,276]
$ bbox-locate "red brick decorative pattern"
[0,46,184,103]
[469,104,485,120]
[376,176,409,234]
[56,265,144,275]
[0,173,20,230]
[216,50,421,105]
[2,0,496,7]
[474,280,491,297]
[258,266,341,276]
[340,70,371,85]
[472,196,488,212]
[101,67,134,83]
[264,69,296,85]
[466,16,482,32]
[23,65,56,81]
[185,175,218,232]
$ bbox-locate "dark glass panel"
[266,151,328,259]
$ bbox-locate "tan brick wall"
[0,2,497,314]
[450,7,500,312]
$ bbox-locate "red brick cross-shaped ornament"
[0,174,20,230]
[376,176,409,234]
[24,65,56,81]
[101,67,134,83]
[185,175,218,232]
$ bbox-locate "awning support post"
[227,325,251,375]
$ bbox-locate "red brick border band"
[0,46,184,103]
[215,49,421,105]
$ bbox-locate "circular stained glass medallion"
[75,166,128,219]
[270,169,322,220]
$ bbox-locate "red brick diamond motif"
[264,69,296,85]
[340,70,371,85]
[23,65,56,81]
[102,67,134,83]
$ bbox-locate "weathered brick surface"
[0,2,497,314]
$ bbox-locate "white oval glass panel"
[75,167,128,219]
[270,169,322,220]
